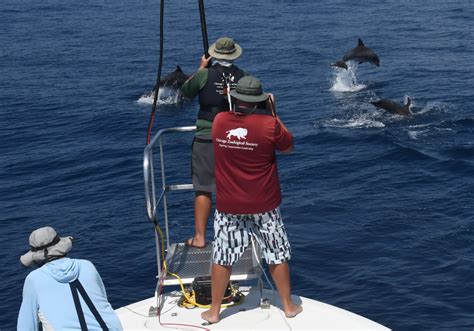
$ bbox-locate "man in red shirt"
[202,76,302,324]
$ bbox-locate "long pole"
[198,0,209,57]
[146,0,165,145]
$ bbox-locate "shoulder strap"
[70,280,88,331]
[69,279,109,331]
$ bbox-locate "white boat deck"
[116,286,390,330]
[119,126,390,330]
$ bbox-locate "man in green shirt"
[181,36,246,248]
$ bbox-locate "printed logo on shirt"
[214,73,237,96]
[226,127,247,140]
[216,127,259,151]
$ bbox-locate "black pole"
[146,0,165,145]
[198,0,209,57]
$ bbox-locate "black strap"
[31,235,60,252]
[69,279,109,331]
[70,280,88,331]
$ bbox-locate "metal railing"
[144,126,262,294]
[143,126,196,277]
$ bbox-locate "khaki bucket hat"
[208,37,242,61]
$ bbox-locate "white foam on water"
[416,101,451,115]
[137,87,185,105]
[324,115,385,129]
[408,123,431,129]
[407,130,427,140]
[329,62,366,93]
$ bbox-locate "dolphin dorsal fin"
[405,97,411,108]
[358,38,365,47]
[176,65,183,71]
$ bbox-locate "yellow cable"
[154,224,243,309]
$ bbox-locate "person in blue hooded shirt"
[17,226,123,330]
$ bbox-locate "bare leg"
[187,192,211,248]
[201,264,232,324]
[268,263,303,318]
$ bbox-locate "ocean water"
[1,0,473,329]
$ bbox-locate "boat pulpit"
[144,126,263,298]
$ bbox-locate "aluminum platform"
[163,242,260,285]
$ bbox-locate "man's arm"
[181,55,211,98]
[268,93,293,154]
[276,117,294,154]
[17,275,39,330]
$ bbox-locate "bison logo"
[226,127,248,140]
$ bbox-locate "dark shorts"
[191,136,215,193]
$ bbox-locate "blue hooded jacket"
[17,258,122,330]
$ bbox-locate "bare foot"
[201,310,219,324]
[284,304,303,318]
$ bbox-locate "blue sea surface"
[1,0,473,329]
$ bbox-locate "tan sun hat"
[208,37,242,61]
[20,226,73,267]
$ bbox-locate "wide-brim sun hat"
[20,226,73,267]
[230,76,269,103]
[208,37,242,61]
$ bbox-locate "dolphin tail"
[358,38,365,47]
[330,60,348,70]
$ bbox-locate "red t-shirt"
[212,111,293,214]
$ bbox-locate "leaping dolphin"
[343,38,380,67]
[371,97,412,116]
[140,65,190,103]
[330,60,348,70]
[154,65,189,91]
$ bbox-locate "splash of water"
[329,62,366,92]
[137,87,186,105]
[416,101,451,115]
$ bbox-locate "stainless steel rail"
[143,126,196,278]
[143,125,261,293]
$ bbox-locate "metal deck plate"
[162,242,259,285]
